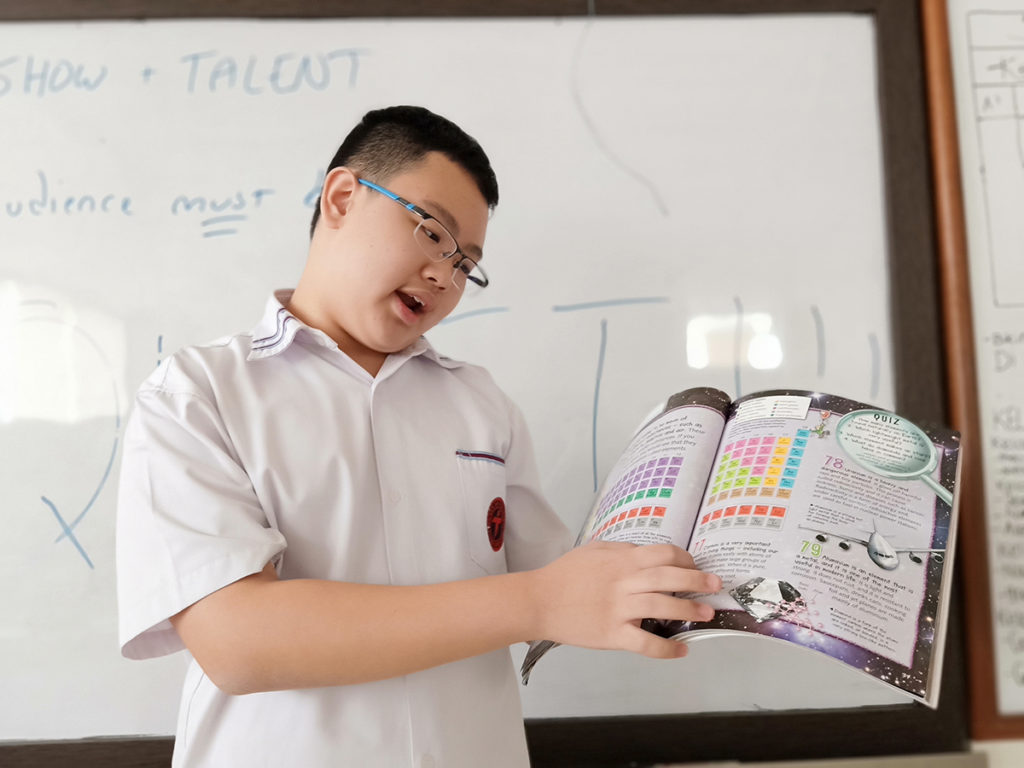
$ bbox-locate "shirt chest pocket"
[455,450,509,576]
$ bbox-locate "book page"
[576,388,730,549]
[657,391,960,702]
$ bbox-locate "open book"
[521,388,961,708]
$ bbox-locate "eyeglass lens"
[412,221,479,287]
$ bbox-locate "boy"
[116,105,720,767]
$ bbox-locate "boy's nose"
[421,257,454,289]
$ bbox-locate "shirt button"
[421,754,436,768]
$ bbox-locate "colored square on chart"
[761,436,777,444]
[725,469,736,478]
[773,446,788,455]
[767,467,782,476]
[721,480,733,489]
[659,488,672,498]
[725,506,737,517]
[671,457,683,466]
[755,456,769,467]
[735,439,747,448]
[628,508,639,518]
[739,505,753,516]
[745,487,759,496]
[658,457,670,466]
[777,488,792,498]
[712,509,723,520]
[764,477,778,486]
[711,484,720,495]
[739,467,751,476]
[729,459,740,469]
[770,506,786,517]
[744,447,758,456]
[654,507,667,517]
[783,468,798,478]
[780,478,795,489]
[787,457,802,467]
[646,489,659,498]
[790,448,805,458]
[640,507,652,516]
[759,446,773,455]
[777,437,792,445]
[748,476,762,486]
[701,514,710,525]
[760,487,775,496]
[754,505,769,516]
[734,477,748,487]
[770,457,784,466]
[796,430,809,438]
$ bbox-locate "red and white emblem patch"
[486,497,506,552]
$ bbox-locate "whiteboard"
[947,0,1024,716]
[0,16,903,742]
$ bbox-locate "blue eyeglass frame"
[357,178,489,288]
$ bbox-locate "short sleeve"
[501,398,573,572]
[116,378,286,660]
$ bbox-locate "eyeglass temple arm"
[358,178,434,220]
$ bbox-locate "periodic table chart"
[586,456,683,541]
[695,430,811,536]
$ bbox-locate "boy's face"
[296,152,489,375]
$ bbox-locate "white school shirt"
[116,290,571,768]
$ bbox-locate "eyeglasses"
[358,178,489,289]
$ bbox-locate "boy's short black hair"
[310,105,499,238]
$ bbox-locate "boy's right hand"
[527,541,721,659]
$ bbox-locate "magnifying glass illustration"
[835,409,953,507]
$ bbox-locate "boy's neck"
[285,287,387,377]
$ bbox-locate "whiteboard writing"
[949,0,1024,715]
[0,48,366,98]
[0,56,108,96]
[2,171,134,218]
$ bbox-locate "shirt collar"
[247,289,466,371]
[247,290,328,361]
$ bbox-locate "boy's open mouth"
[398,291,426,314]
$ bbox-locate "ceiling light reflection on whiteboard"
[686,312,782,371]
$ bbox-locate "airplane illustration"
[798,519,945,571]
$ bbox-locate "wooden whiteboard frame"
[0,1,969,765]
[920,0,1024,741]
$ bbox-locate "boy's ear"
[319,167,359,229]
